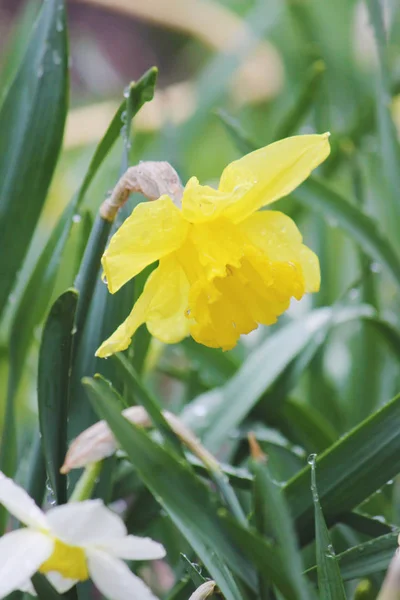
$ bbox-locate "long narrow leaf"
[84,375,256,600]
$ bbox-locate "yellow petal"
[219,133,330,223]
[96,256,190,358]
[181,176,251,223]
[188,253,305,351]
[239,211,320,292]
[102,196,188,294]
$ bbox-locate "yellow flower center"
[39,538,89,581]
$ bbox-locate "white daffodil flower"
[0,472,165,600]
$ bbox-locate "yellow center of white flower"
[39,538,89,581]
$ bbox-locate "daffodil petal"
[46,500,126,546]
[102,535,166,561]
[0,472,48,530]
[239,211,320,292]
[102,196,188,294]
[218,133,330,222]
[146,256,191,344]
[46,572,78,594]
[181,176,250,223]
[0,529,53,597]
[87,549,160,600]
[96,256,190,357]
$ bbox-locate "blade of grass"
[310,454,347,599]
[283,393,400,544]
[0,0,68,321]
[0,0,68,486]
[84,375,256,600]
[38,289,78,505]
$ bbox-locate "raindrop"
[72,214,81,223]
[192,405,207,418]
[56,17,64,32]
[120,110,127,124]
[307,453,317,466]
[37,64,44,78]
[45,479,56,506]
[52,50,61,65]
[370,262,381,273]
[327,217,338,228]
[71,326,77,335]
[387,479,394,485]
[373,515,386,523]
[123,85,130,99]
[326,544,336,556]
[120,124,127,141]
[349,288,360,301]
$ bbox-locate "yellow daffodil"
[96,133,330,357]
[0,473,165,599]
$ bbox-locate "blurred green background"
[2,0,400,597]
[1,0,399,452]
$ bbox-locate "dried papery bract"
[61,407,220,475]
[377,541,400,600]
[188,580,217,600]
[60,406,151,473]
[100,161,184,221]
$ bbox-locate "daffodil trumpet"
[96,133,330,357]
[0,472,165,599]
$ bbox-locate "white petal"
[19,579,37,596]
[102,535,166,561]
[0,472,48,529]
[46,572,78,593]
[87,549,160,600]
[0,529,53,597]
[46,499,126,545]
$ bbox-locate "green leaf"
[67,69,158,447]
[277,399,337,453]
[310,455,346,599]
[8,97,130,401]
[181,337,239,387]
[83,375,256,600]
[365,0,400,245]
[112,353,184,456]
[0,0,68,321]
[181,554,207,587]
[38,289,78,504]
[284,393,400,545]
[338,532,397,580]
[251,453,310,600]
[295,177,400,293]
[73,68,158,340]
[0,0,39,98]
[183,304,375,452]
[31,573,75,600]
[220,513,309,599]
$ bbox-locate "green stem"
[69,462,102,502]
[73,214,112,345]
